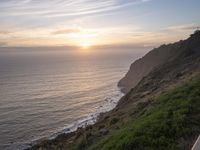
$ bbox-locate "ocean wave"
[26,89,124,149]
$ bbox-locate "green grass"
[88,78,200,150]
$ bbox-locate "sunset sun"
[81,43,91,49]
[79,42,92,54]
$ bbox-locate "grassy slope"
[88,78,200,150]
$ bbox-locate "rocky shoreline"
[26,91,124,150]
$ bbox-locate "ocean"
[0,48,146,150]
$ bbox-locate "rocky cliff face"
[118,30,200,93]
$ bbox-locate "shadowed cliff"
[118,30,200,93]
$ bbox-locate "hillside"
[28,31,200,150]
[118,30,200,93]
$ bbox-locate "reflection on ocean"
[0,48,145,149]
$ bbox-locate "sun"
[79,43,92,54]
[81,43,91,49]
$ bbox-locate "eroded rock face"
[118,31,200,93]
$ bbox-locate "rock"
[98,124,105,130]
[99,129,109,135]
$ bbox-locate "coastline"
[26,88,124,150]
[27,31,200,150]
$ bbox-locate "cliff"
[118,30,200,93]
[28,31,200,150]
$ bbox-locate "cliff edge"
[118,30,200,93]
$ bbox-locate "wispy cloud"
[165,24,200,32]
[0,41,7,46]
[52,28,81,35]
[2,0,199,48]
[0,0,151,17]
[0,31,11,35]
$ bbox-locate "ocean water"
[0,48,145,150]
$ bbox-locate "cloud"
[0,41,8,46]
[0,0,152,17]
[165,24,200,32]
[141,0,151,2]
[52,28,81,35]
[0,31,11,34]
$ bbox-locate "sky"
[0,0,200,48]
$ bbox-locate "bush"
[110,118,119,125]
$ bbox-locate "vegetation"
[88,78,200,150]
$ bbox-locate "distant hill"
[118,30,200,93]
